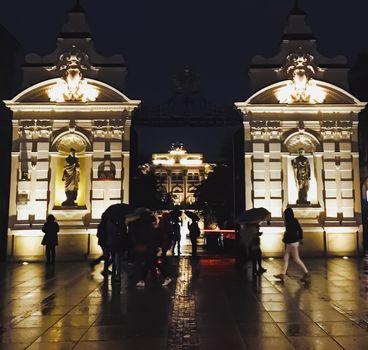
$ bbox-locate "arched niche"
[51,129,91,153]
[50,132,91,210]
[283,131,320,154]
[283,132,320,206]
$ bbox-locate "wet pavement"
[1,256,368,349]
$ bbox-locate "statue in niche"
[62,148,80,206]
[292,148,311,205]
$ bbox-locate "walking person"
[133,212,172,288]
[41,214,59,264]
[188,219,200,257]
[274,208,310,282]
[157,212,173,286]
[171,217,182,256]
[250,226,267,276]
[89,213,112,275]
[158,212,173,257]
[105,217,124,282]
[237,222,258,269]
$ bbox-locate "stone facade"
[236,4,367,256]
[4,4,140,260]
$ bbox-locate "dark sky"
[1,0,368,104]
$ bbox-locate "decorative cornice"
[4,101,141,113]
[235,103,366,115]
[92,119,124,139]
[18,120,52,139]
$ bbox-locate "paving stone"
[0,257,368,349]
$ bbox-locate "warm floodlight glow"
[268,257,274,261]
[342,256,349,260]
[152,159,175,166]
[275,48,326,104]
[275,79,326,104]
[180,159,202,166]
[46,46,99,102]
[48,77,99,102]
[22,262,29,265]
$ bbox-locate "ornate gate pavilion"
[236,4,367,256]
[4,4,140,259]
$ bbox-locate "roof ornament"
[274,47,326,104]
[46,46,99,102]
[169,142,186,154]
[173,66,200,95]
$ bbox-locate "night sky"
[1,0,368,104]
[1,0,368,160]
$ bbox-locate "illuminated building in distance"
[148,143,213,205]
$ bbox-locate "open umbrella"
[169,209,182,223]
[236,207,271,224]
[102,203,136,222]
[184,210,200,222]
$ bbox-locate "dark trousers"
[251,248,262,273]
[190,236,197,256]
[91,246,112,268]
[45,245,56,264]
[106,246,122,280]
[135,250,167,281]
[172,235,181,255]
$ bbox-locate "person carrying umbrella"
[236,208,270,274]
[249,225,267,276]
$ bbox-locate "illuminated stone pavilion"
[236,4,367,256]
[4,3,140,259]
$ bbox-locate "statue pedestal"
[51,206,89,222]
[296,200,310,205]
[53,205,87,210]
[289,204,322,223]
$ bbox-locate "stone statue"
[62,148,80,206]
[292,148,311,205]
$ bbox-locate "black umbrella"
[169,209,182,222]
[184,210,200,222]
[236,208,271,224]
[103,203,136,222]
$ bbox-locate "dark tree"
[194,164,234,227]
[130,169,172,210]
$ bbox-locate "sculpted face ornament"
[46,46,99,102]
[275,47,326,104]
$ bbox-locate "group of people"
[41,206,310,284]
[238,207,310,282]
[87,208,201,287]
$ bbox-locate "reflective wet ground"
[1,256,368,349]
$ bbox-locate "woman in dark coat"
[274,208,310,282]
[41,214,59,264]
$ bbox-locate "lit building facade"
[236,4,367,256]
[150,143,213,205]
[4,4,140,259]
